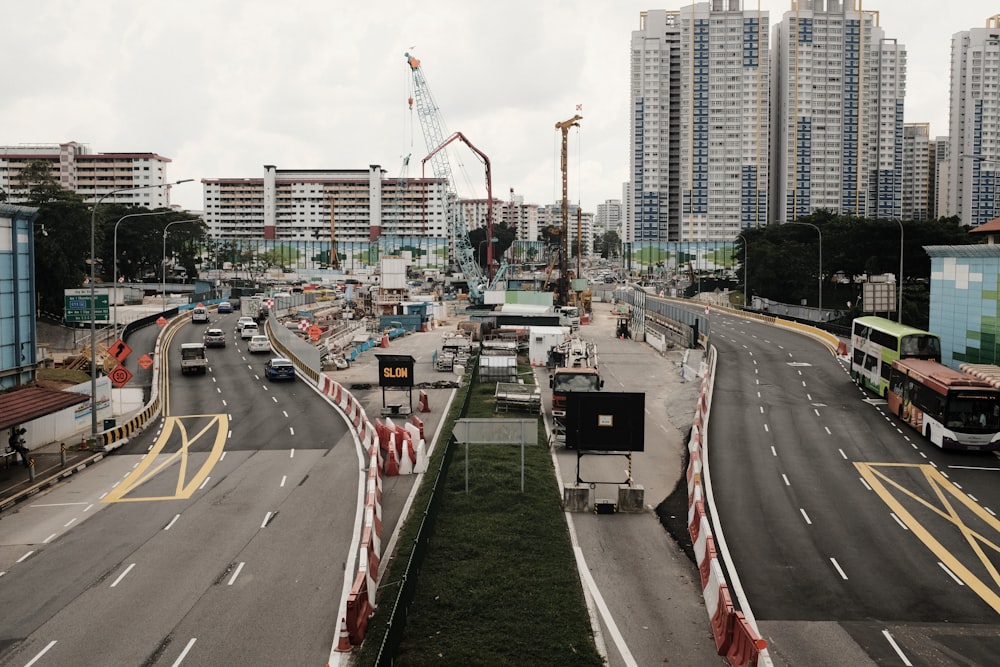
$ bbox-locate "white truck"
[180,343,208,375]
[242,296,262,321]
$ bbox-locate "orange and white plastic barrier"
[684,349,771,666]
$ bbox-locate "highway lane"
[543,304,720,666]
[707,313,1000,665]
[0,313,360,666]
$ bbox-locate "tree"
[594,230,621,259]
[741,213,978,326]
[469,222,516,270]
[21,165,92,316]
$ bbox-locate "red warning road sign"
[157,316,168,327]
[109,364,134,388]
[137,354,153,370]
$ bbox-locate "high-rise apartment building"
[934,136,951,219]
[902,123,932,221]
[0,142,178,208]
[629,10,682,246]
[499,192,540,245]
[628,3,769,246]
[947,16,1000,227]
[770,0,905,222]
[595,199,623,237]
[678,1,770,240]
[537,204,594,258]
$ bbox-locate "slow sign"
[376,354,415,388]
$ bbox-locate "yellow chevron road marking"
[103,415,228,503]
[856,462,1000,614]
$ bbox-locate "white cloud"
[0,1,990,213]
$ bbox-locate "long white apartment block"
[202,165,449,242]
[0,141,177,208]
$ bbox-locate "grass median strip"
[357,359,603,666]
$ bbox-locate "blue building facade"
[926,244,1000,368]
[0,205,39,389]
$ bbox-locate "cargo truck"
[242,296,262,321]
[180,343,208,375]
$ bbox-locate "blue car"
[264,357,295,381]
[218,301,233,313]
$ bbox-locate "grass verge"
[355,357,603,666]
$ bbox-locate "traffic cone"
[335,616,352,652]
[385,444,399,476]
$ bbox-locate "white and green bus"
[850,316,941,397]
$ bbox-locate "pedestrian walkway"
[0,431,106,512]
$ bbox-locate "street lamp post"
[113,210,174,333]
[89,179,193,442]
[893,218,903,323]
[162,220,199,311]
[736,231,750,309]
[786,221,822,318]
[478,236,498,272]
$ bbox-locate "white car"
[248,335,271,353]
[236,316,255,331]
[240,323,259,339]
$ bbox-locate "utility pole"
[555,114,581,307]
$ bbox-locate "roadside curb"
[0,450,106,513]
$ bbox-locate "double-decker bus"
[850,316,941,396]
[886,358,1000,451]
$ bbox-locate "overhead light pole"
[113,210,174,332]
[736,231,750,309]
[89,179,193,442]
[786,221,822,319]
[478,236,498,269]
[162,219,200,311]
[893,218,903,323]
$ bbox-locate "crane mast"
[555,114,582,307]
[406,52,503,304]
[406,53,458,198]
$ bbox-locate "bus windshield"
[900,334,942,359]
[946,394,1000,431]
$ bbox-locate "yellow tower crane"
[555,114,581,307]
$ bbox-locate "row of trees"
[737,211,976,328]
[4,163,206,316]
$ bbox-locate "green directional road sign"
[64,289,110,324]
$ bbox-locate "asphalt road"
[708,311,1000,666]
[0,311,359,666]
[544,302,721,666]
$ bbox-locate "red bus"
[886,358,1000,451]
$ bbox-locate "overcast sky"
[1,1,992,214]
